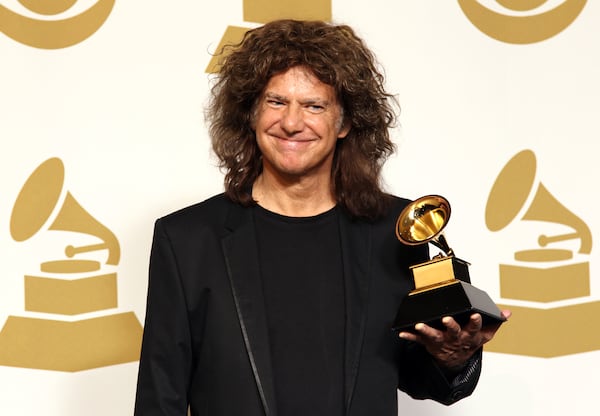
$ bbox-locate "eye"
[266,99,284,107]
[306,104,325,113]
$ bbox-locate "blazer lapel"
[221,204,277,416]
[339,214,372,412]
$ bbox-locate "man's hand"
[398,310,511,370]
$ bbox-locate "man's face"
[253,66,350,182]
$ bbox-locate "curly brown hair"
[207,19,397,220]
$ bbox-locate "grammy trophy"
[392,195,506,333]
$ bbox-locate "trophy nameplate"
[392,195,506,333]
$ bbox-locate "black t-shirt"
[254,205,345,416]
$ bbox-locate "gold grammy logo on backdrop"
[484,149,600,357]
[0,0,115,49]
[457,0,587,44]
[0,157,143,371]
[206,0,332,73]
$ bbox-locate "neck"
[252,173,336,217]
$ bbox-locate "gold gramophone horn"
[9,157,121,267]
[395,195,454,256]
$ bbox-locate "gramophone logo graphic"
[0,157,143,371]
[0,0,115,49]
[457,0,587,44]
[206,0,332,73]
[484,149,600,357]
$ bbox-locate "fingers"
[441,315,481,349]
[398,322,443,345]
[398,330,418,342]
[398,317,466,343]
[398,313,487,346]
[415,322,438,336]
[441,316,461,337]
[397,313,504,369]
[463,313,482,335]
[439,314,482,339]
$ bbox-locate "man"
[134,19,509,416]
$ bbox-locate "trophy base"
[392,280,506,333]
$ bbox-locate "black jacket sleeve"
[134,220,192,415]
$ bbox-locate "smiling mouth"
[272,134,316,143]
[275,138,317,151]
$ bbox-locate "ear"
[337,119,351,139]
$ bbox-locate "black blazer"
[134,194,481,416]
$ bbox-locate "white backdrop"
[1,1,599,415]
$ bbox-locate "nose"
[280,104,304,135]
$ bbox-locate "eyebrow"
[264,92,330,106]
[264,92,287,102]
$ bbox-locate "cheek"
[253,109,278,131]
[254,132,272,154]
[250,102,267,131]
[307,118,339,137]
